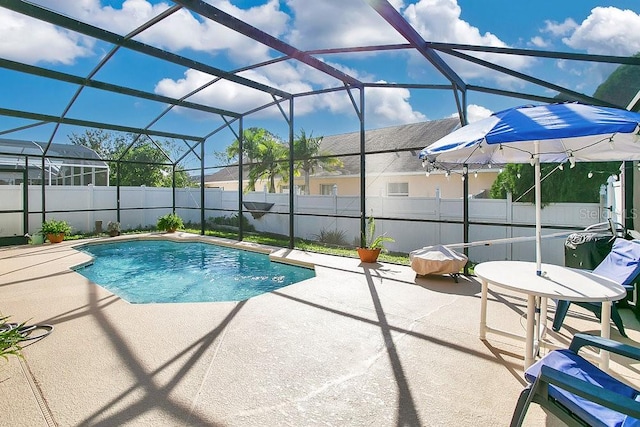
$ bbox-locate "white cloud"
[466,104,493,123]
[155,68,426,126]
[285,0,404,49]
[388,0,406,9]
[537,7,640,95]
[29,0,168,35]
[562,7,640,56]
[133,0,288,64]
[529,36,549,48]
[0,8,94,65]
[27,0,289,64]
[311,86,426,128]
[542,18,577,37]
[365,84,427,126]
[403,0,533,74]
[155,69,287,118]
[448,104,492,123]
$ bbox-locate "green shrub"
[157,213,184,232]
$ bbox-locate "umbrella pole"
[534,141,549,341]
[534,141,542,276]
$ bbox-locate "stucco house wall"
[207,170,498,199]
[290,171,496,198]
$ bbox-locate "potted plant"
[357,215,394,263]
[106,221,121,237]
[40,219,72,243]
[157,212,184,233]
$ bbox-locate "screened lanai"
[0,139,108,186]
[0,0,638,260]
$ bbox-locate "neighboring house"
[0,138,109,186]
[204,118,499,199]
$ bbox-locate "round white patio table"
[474,261,626,370]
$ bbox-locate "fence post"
[435,187,441,243]
[141,185,146,229]
[88,184,94,233]
[506,192,513,260]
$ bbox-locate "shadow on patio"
[0,237,638,426]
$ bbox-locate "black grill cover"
[564,232,615,270]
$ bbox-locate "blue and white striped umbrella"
[419,102,640,275]
[420,103,640,165]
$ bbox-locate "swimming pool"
[75,240,315,304]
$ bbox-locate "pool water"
[75,240,315,304]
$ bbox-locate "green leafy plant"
[157,213,184,232]
[0,317,27,361]
[40,219,72,235]
[361,216,394,252]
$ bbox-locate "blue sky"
[1,0,639,166]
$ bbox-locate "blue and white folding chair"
[510,333,640,426]
[553,239,640,337]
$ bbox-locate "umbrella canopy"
[420,103,640,166]
[419,102,640,275]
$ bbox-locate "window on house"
[320,184,336,195]
[387,182,409,196]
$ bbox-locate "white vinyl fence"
[0,185,610,264]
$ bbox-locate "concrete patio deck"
[1,233,639,426]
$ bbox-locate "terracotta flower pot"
[47,233,65,244]
[357,247,381,263]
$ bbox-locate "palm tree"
[225,127,271,192]
[293,129,343,195]
[249,137,289,193]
